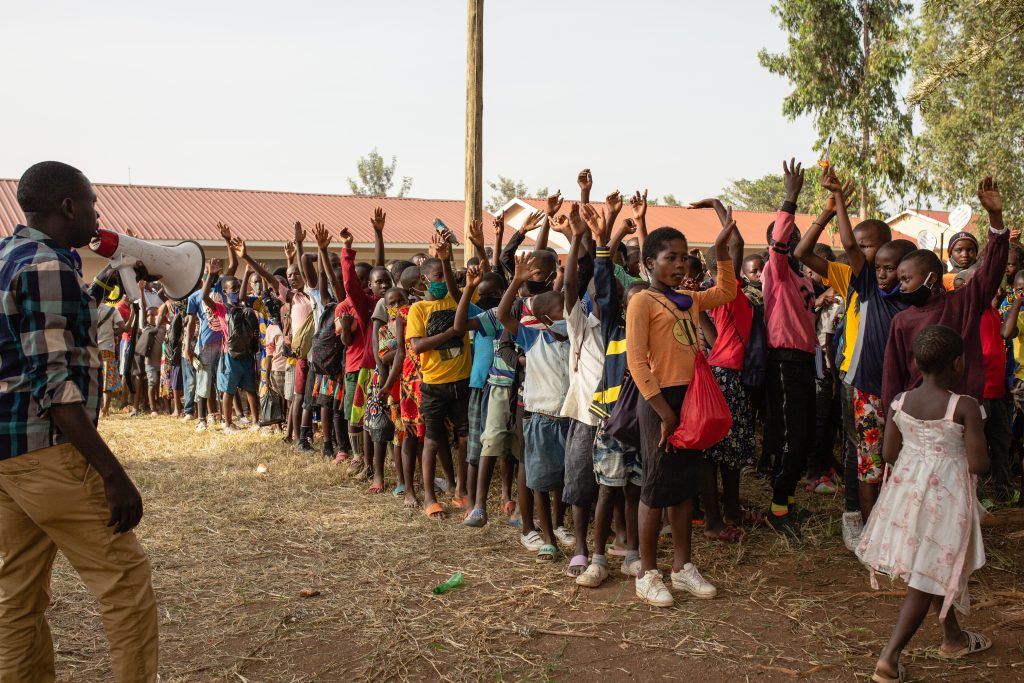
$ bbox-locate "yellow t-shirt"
[405,295,473,385]
[822,261,860,375]
[1014,315,1024,382]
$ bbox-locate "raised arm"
[563,203,588,311]
[200,258,221,310]
[313,223,344,302]
[497,253,533,336]
[467,219,489,272]
[968,176,1010,305]
[578,168,592,204]
[501,209,543,278]
[237,238,288,300]
[294,222,317,290]
[338,228,372,324]
[820,171,863,274]
[492,213,505,267]
[454,266,483,334]
[694,209,740,310]
[371,207,386,267]
[630,189,649,254]
[603,190,623,243]
[536,190,563,252]
[432,232,462,304]
[218,222,239,276]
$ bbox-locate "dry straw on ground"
[45,415,1024,681]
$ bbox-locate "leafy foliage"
[485,176,549,213]
[347,148,413,198]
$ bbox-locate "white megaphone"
[89,229,205,303]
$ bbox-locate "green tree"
[759,0,915,218]
[910,0,1024,226]
[719,168,880,217]
[661,194,682,207]
[485,176,549,213]
[347,148,413,197]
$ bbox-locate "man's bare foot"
[872,658,901,682]
[403,493,419,508]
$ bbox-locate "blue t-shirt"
[850,266,908,397]
[186,281,224,347]
[464,304,490,389]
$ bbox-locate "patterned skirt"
[705,365,756,469]
[101,349,123,393]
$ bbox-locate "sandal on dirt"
[536,544,558,562]
[392,484,406,497]
[423,502,446,520]
[738,509,766,527]
[367,483,385,494]
[937,630,992,659]
[502,500,517,517]
[565,554,589,577]
[710,525,742,543]
[451,494,469,510]
[463,508,487,528]
[871,663,904,683]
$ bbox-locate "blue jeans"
[182,358,196,415]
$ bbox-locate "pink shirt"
[762,208,817,354]
[264,324,287,372]
[289,291,313,338]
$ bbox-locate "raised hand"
[549,213,571,239]
[293,221,306,244]
[431,231,451,261]
[284,240,297,262]
[339,227,354,250]
[230,236,248,260]
[371,207,386,233]
[519,209,545,234]
[312,222,331,250]
[823,178,854,214]
[580,202,606,238]
[616,218,638,239]
[217,222,233,244]
[820,169,843,194]
[567,202,589,239]
[631,190,648,221]
[578,168,593,194]
[713,206,739,252]
[492,212,504,236]
[465,265,483,289]
[606,190,623,215]
[1011,227,1022,243]
[467,219,485,249]
[978,176,1002,213]
[783,158,805,202]
[513,251,536,283]
[207,258,222,277]
[546,190,564,217]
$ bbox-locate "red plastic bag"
[668,352,732,451]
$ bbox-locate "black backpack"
[166,310,184,354]
[741,305,767,390]
[226,306,260,359]
[310,305,346,376]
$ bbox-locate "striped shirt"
[0,225,101,460]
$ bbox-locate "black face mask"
[477,296,501,310]
[900,274,937,307]
[524,280,549,295]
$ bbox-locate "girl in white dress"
[857,325,992,682]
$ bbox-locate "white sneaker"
[554,526,576,549]
[195,420,207,433]
[221,424,239,434]
[620,558,642,577]
[842,511,864,552]
[181,413,194,421]
[670,563,717,599]
[237,415,250,426]
[635,569,673,607]
[575,563,609,588]
[519,530,544,552]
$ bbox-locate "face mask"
[547,320,568,337]
[524,279,549,296]
[427,281,448,299]
[477,296,501,310]
[900,273,936,307]
[226,291,240,305]
[662,289,693,311]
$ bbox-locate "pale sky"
[2,0,821,206]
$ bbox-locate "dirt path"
[43,416,1024,681]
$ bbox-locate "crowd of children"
[96,163,1020,682]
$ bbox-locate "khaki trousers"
[0,443,157,682]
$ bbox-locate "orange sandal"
[451,495,469,510]
[423,502,446,520]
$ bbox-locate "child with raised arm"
[626,215,737,607]
[858,325,990,683]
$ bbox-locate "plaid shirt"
[0,225,101,460]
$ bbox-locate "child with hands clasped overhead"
[625,209,738,607]
[857,325,991,683]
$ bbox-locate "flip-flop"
[392,484,407,497]
[937,630,992,659]
[536,544,558,562]
[565,554,589,577]
[463,508,487,528]
[870,662,904,683]
[501,500,517,517]
[707,525,742,543]
[451,494,469,510]
[423,502,446,520]
[367,483,385,494]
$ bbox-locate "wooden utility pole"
[463,0,483,264]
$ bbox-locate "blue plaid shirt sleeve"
[16,260,90,414]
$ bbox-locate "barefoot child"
[626,214,738,607]
[858,324,991,683]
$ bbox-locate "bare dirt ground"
[45,415,1024,681]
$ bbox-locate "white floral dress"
[855,392,986,619]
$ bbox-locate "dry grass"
[45,415,1024,681]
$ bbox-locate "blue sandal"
[463,508,487,528]
[536,544,558,562]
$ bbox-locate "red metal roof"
[517,198,918,248]
[0,179,493,246]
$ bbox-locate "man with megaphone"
[0,162,158,681]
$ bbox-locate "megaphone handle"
[118,266,142,303]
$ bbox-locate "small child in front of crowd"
[943,231,980,291]
[858,325,990,683]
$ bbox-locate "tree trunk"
[463,0,484,264]
[860,0,871,219]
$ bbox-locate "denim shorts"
[562,419,598,506]
[217,354,257,395]
[523,413,569,493]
